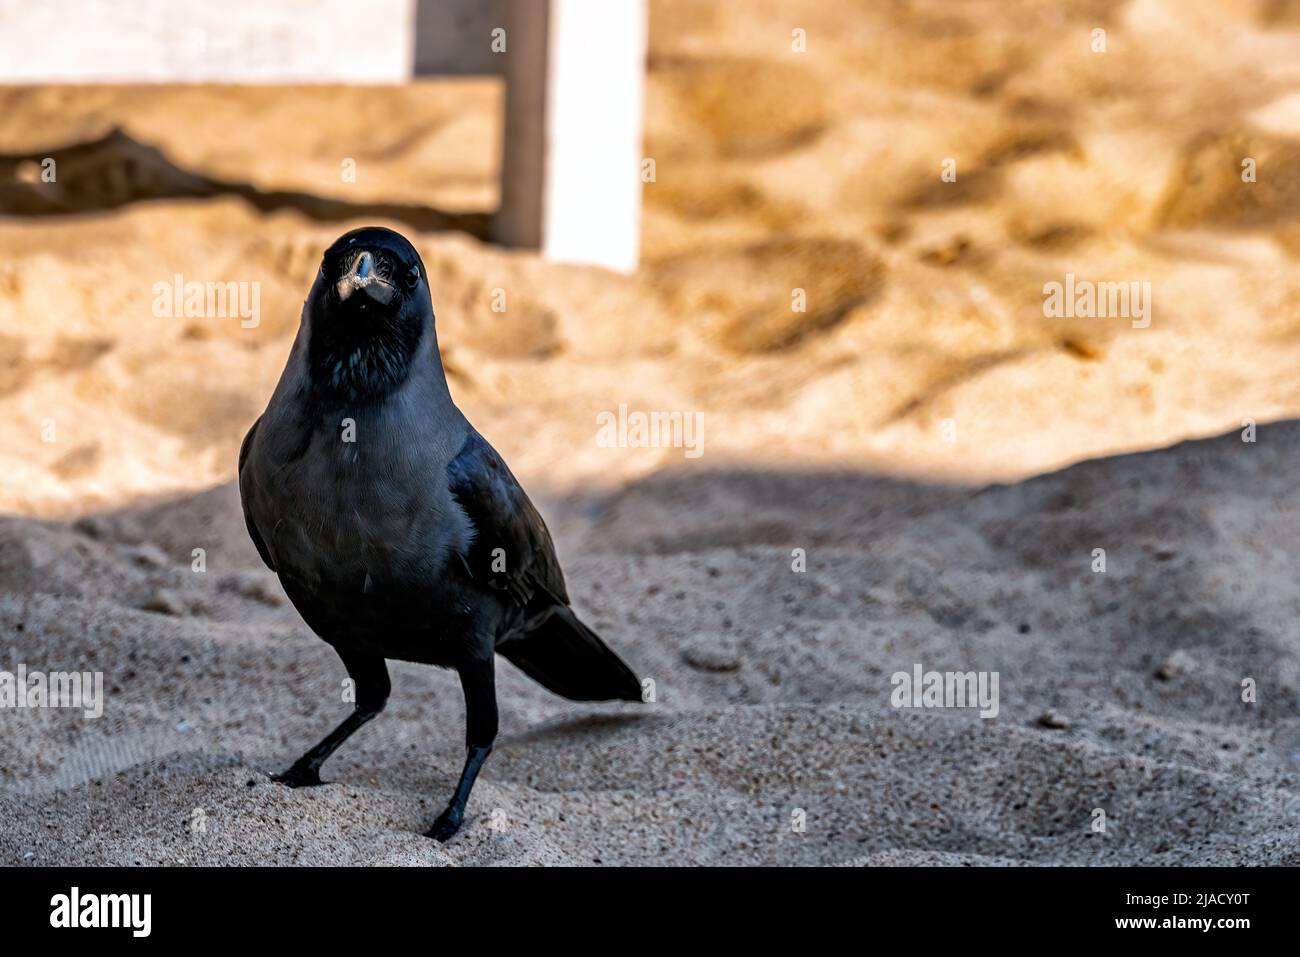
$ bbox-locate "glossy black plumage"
[238,226,641,841]
[445,427,569,609]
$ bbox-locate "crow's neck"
[307,314,426,403]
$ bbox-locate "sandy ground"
[2,0,1300,864]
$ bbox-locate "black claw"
[271,765,324,788]
[426,809,463,842]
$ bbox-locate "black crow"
[238,226,642,841]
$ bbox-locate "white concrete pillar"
[496,0,647,273]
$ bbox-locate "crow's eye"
[403,264,420,290]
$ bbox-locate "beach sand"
[2,0,1299,864]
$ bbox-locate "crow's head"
[304,226,434,400]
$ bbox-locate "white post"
[497,0,646,273]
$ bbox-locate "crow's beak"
[335,250,396,305]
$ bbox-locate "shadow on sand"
[0,128,492,239]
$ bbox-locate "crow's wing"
[449,428,641,702]
[238,415,277,572]
[445,428,568,608]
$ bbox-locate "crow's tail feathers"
[499,606,643,702]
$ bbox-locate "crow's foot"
[426,807,463,842]
[271,764,324,788]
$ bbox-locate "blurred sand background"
[2,0,1300,864]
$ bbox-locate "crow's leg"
[427,655,498,841]
[272,649,390,788]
